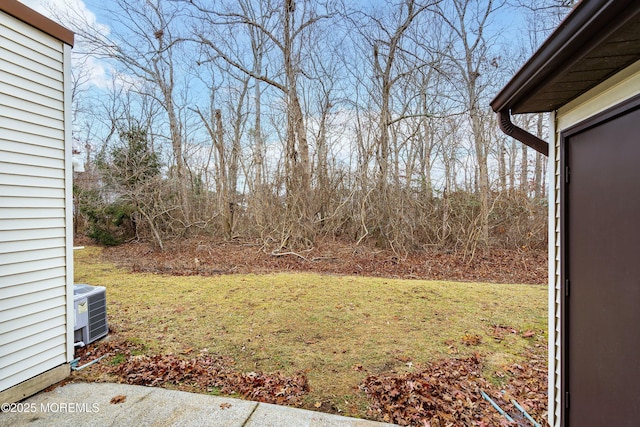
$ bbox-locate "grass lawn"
[74,246,548,418]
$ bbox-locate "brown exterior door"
[564,98,640,426]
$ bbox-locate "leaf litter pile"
[74,335,548,426]
[361,352,549,426]
[101,237,546,284]
[74,339,308,406]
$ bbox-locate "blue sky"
[20,0,538,92]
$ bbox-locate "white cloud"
[17,0,106,33]
[15,0,41,12]
[17,0,115,90]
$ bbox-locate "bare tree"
[515,0,576,35]
[520,121,529,194]
[60,0,192,221]
[305,43,343,226]
[190,0,338,247]
[533,113,546,198]
[348,0,440,249]
[368,1,433,188]
[435,0,504,246]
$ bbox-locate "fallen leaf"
[220,403,232,410]
[523,330,535,338]
[110,395,126,404]
[461,333,482,346]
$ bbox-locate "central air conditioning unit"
[74,284,108,345]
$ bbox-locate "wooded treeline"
[61,0,573,253]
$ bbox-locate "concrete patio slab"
[0,383,397,427]
[245,401,391,427]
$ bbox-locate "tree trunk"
[498,139,507,191]
[534,113,544,198]
[509,139,517,189]
[472,112,490,245]
[520,142,529,195]
[213,110,231,236]
[282,0,313,246]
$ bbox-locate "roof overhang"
[492,0,640,115]
[490,0,640,155]
[1,0,74,47]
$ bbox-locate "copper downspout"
[498,110,548,157]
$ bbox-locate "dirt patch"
[98,237,546,284]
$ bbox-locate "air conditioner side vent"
[87,290,108,342]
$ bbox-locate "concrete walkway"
[0,383,397,427]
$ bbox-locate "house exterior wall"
[549,59,640,427]
[0,9,73,394]
[547,110,559,426]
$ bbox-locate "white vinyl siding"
[547,111,561,427]
[550,59,640,427]
[0,10,70,393]
[2,115,65,141]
